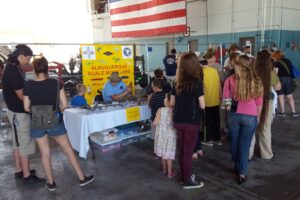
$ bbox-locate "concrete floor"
[1,92,300,200]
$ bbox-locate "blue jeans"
[227,112,258,175]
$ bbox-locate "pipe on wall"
[269,0,274,47]
[231,0,235,43]
[278,0,284,49]
[262,0,267,47]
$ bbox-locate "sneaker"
[201,141,214,147]
[15,169,36,179]
[182,175,205,189]
[179,174,196,185]
[292,112,299,117]
[213,140,223,146]
[46,182,56,192]
[79,175,94,187]
[23,174,46,185]
[277,112,286,117]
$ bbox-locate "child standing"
[148,79,165,140]
[153,94,177,178]
[201,49,222,146]
[71,83,88,107]
[171,52,205,189]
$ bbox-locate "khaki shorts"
[8,111,35,156]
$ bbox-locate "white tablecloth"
[63,105,151,158]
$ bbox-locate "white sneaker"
[182,175,205,189]
[201,141,214,147]
[213,140,223,146]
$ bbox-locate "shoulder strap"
[229,76,235,99]
[55,79,60,112]
[278,60,291,75]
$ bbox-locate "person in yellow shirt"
[201,49,222,146]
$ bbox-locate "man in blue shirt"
[163,48,177,80]
[102,72,132,102]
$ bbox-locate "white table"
[63,105,151,158]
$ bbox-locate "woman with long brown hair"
[223,55,263,184]
[249,50,281,160]
[170,52,205,189]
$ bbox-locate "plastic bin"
[90,134,122,152]
[121,134,140,146]
[138,131,151,141]
[116,123,139,137]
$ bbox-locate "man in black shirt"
[2,44,45,185]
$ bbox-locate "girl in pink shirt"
[222,55,263,185]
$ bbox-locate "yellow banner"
[80,44,135,104]
[126,107,141,122]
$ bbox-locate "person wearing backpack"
[23,57,94,191]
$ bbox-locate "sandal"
[162,169,167,175]
[167,170,177,179]
[197,150,204,157]
[192,153,198,160]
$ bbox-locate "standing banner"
[80,44,135,104]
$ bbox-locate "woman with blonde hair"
[271,50,298,117]
[223,55,263,184]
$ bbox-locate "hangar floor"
[0,90,300,200]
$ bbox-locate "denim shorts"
[30,121,66,138]
[277,76,292,95]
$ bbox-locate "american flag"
[109,0,187,38]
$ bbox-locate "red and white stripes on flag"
[109,0,187,38]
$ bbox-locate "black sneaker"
[292,112,299,117]
[182,175,205,189]
[23,174,46,185]
[238,176,247,185]
[15,169,36,179]
[79,175,94,187]
[46,182,56,192]
[179,174,196,185]
[277,112,286,117]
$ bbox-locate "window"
[93,0,108,14]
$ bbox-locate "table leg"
[88,136,96,160]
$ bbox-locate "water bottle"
[55,111,61,120]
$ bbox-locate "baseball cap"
[8,44,33,58]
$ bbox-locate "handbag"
[31,80,61,129]
[229,77,238,113]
